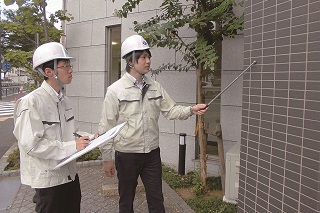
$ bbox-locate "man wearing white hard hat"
[13,42,91,213]
[99,35,208,213]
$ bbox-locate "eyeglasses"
[57,65,73,70]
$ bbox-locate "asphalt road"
[0,93,26,158]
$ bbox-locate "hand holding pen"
[73,132,99,151]
[73,133,91,151]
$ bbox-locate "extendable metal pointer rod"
[204,60,257,109]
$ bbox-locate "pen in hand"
[73,132,95,140]
[73,132,83,138]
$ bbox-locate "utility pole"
[60,0,66,46]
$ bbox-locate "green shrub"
[162,165,237,212]
[162,166,222,196]
[162,165,194,189]
[186,197,237,213]
[4,147,101,171]
[5,148,20,171]
[76,148,101,162]
[207,176,222,191]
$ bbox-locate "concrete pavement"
[0,143,195,213]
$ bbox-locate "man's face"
[56,60,73,84]
[134,50,151,74]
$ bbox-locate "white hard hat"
[33,42,74,74]
[121,35,150,59]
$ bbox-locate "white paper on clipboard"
[53,122,127,170]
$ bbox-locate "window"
[106,26,121,87]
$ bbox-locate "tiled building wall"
[238,0,320,213]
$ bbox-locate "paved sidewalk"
[0,144,195,213]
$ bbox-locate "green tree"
[113,0,244,189]
[2,0,72,90]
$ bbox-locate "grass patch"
[76,148,101,162]
[162,165,237,213]
[4,148,101,171]
[5,148,20,171]
[186,197,237,213]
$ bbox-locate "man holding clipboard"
[13,42,91,213]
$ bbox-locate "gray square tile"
[283,196,299,212]
[285,161,301,174]
[286,144,302,155]
[304,128,320,141]
[260,143,271,153]
[287,125,303,137]
[285,169,301,183]
[291,43,307,53]
[288,108,304,118]
[288,117,303,127]
[302,157,319,171]
[268,197,282,212]
[300,194,318,212]
[290,62,306,71]
[289,90,305,99]
[303,138,319,151]
[301,185,318,201]
[284,178,300,191]
[308,32,320,43]
[287,134,302,146]
[258,173,270,186]
[292,5,308,17]
[286,152,301,165]
[277,10,290,21]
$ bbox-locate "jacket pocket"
[118,94,141,116]
[64,109,74,122]
[39,111,60,140]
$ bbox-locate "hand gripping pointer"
[203,61,257,109]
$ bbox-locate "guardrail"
[1,84,23,97]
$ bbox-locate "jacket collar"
[122,73,153,89]
[41,80,61,103]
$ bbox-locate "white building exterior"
[64,0,245,176]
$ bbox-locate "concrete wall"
[238,1,320,213]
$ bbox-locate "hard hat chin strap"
[53,59,65,90]
[130,51,144,77]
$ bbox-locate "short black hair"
[125,49,151,72]
[42,59,70,70]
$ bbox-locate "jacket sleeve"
[158,84,193,120]
[13,98,77,160]
[98,88,119,161]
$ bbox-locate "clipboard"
[53,122,127,170]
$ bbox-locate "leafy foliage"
[1,0,73,90]
[162,165,236,212]
[162,165,222,193]
[113,0,243,74]
[4,148,101,171]
[76,148,101,162]
[186,197,237,213]
[162,165,195,189]
[5,148,20,171]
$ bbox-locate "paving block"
[102,184,145,197]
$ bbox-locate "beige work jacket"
[13,81,78,188]
[99,74,193,161]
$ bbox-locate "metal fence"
[1,83,22,97]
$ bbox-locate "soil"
[176,187,223,200]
